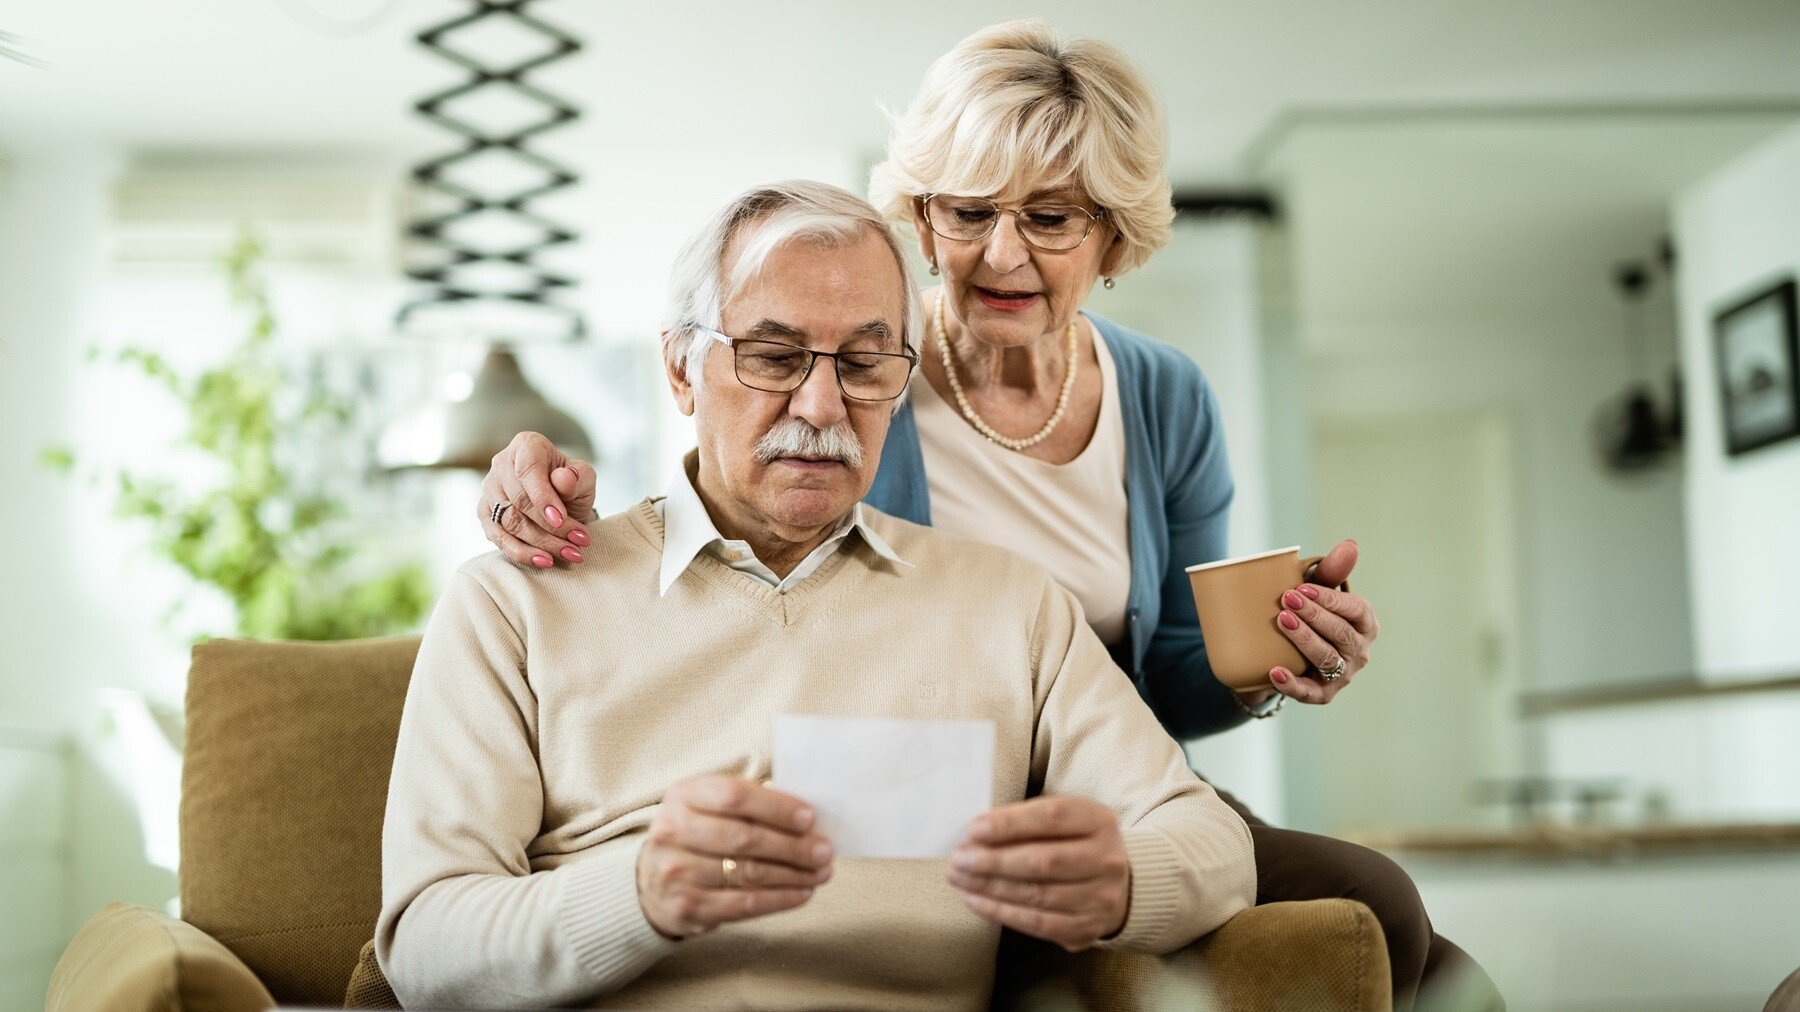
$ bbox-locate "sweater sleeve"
[1138,361,1251,740]
[1027,575,1257,955]
[375,568,677,1009]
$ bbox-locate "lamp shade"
[378,344,591,471]
[380,1,593,474]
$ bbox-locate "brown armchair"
[48,637,1391,1010]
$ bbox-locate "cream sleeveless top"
[913,323,1132,645]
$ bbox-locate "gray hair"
[663,180,922,393]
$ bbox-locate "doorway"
[1295,409,1524,835]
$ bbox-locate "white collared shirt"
[655,462,909,596]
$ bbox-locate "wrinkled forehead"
[718,227,907,345]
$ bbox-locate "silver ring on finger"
[1318,656,1348,682]
[490,501,510,528]
[721,856,739,889]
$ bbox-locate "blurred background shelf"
[1520,669,1800,717]
[1352,820,1800,858]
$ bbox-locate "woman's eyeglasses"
[921,194,1106,252]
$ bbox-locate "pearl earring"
[928,261,940,276]
[1102,276,1115,290]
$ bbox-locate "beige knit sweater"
[376,498,1255,1010]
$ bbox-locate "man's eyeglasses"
[699,328,917,402]
[921,194,1107,252]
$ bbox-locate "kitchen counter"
[1348,821,1800,858]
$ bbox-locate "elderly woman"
[476,20,1497,1008]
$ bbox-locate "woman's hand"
[478,431,599,570]
[946,796,1131,952]
[636,775,835,940]
[1268,539,1379,704]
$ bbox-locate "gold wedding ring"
[721,856,740,889]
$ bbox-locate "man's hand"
[945,796,1131,952]
[636,775,834,940]
[478,431,599,570]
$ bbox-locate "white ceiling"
[1269,113,1800,354]
[3,0,1799,184]
[5,0,1797,361]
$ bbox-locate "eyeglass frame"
[697,327,919,403]
[919,193,1109,252]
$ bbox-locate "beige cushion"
[345,899,1389,1010]
[180,636,420,1008]
[47,902,275,1012]
[345,939,401,1010]
[991,899,1390,1010]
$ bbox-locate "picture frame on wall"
[1713,277,1800,456]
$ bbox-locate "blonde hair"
[663,180,921,390]
[868,20,1174,275]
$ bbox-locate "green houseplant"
[44,229,432,641]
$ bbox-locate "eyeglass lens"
[926,196,1095,250]
[733,340,912,401]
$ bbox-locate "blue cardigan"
[866,311,1248,739]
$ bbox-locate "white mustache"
[753,417,865,469]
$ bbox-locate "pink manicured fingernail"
[1279,610,1301,630]
[544,505,564,528]
[1283,590,1305,610]
[1299,585,1320,600]
[568,529,590,547]
[1271,668,1289,684]
[560,547,583,563]
[531,554,553,568]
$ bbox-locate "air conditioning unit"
[109,169,407,270]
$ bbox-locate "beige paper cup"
[1186,546,1337,692]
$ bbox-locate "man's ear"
[661,331,698,417]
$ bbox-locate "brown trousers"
[1214,788,1505,1011]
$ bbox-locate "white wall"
[1256,120,1719,835]
[0,143,182,996]
[0,728,69,1008]
[1308,409,1523,834]
[1672,120,1800,683]
[1403,850,1800,1010]
[1313,333,1696,693]
[1522,119,1800,829]
[1099,217,1288,822]
[1541,690,1800,823]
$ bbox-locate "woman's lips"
[975,287,1040,312]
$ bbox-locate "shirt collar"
[657,453,909,596]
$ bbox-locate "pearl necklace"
[932,289,1079,452]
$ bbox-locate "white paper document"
[771,714,996,859]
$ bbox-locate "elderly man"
[376,180,1255,1009]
